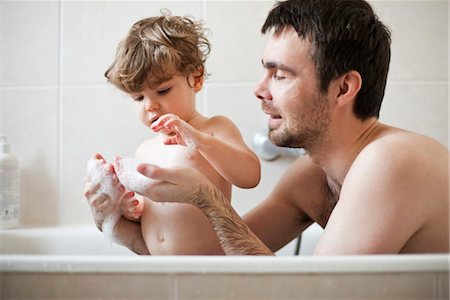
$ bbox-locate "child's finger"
[94,153,106,162]
[84,182,101,198]
[131,211,142,219]
[163,136,179,145]
[121,191,136,207]
[127,199,140,212]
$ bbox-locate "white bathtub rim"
[1,254,448,274]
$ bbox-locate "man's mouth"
[269,114,282,119]
[262,103,281,120]
[263,109,282,119]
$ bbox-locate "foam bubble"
[102,213,121,246]
[86,158,122,243]
[86,158,121,198]
[115,157,158,196]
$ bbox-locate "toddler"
[86,11,260,255]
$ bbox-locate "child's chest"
[137,137,202,169]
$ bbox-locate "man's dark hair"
[262,0,391,120]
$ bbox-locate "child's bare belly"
[141,199,224,255]
[137,141,229,255]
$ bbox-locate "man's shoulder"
[356,128,445,167]
[346,127,448,194]
[329,128,449,254]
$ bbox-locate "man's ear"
[335,70,362,107]
[192,68,205,92]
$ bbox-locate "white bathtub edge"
[1,254,449,274]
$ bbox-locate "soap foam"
[86,158,121,199]
[114,156,158,196]
[102,213,120,246]
[86,158,122,244]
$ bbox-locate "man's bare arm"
[244,156,325,252]
[113,217,150,255]
[137,164,273,255]
[197,180,273,255]
[84,184,150,255]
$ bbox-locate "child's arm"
[151,114,260,188]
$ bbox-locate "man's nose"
[254,79,272,101]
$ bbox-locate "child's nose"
[145,99,159,111]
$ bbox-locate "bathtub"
[1,226,449,299]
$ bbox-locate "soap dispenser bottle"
[0,134,20,229]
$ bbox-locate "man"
[85,0,449,255]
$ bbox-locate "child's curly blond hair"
[105,10,211,93]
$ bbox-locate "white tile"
[62,1,202,85]
[60,86,151,224]
[2,273,172,299]
[205,84,266,144]
[205,1,274,83]
[1,1,59,86]
[380,82,448,146]
[2,88,59,226]
[175,272,437,299]
[371,0,448,81]
[438,272,449,299]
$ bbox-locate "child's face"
[130,72,202,128]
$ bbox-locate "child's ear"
[192,68,204,92]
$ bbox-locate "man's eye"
[272,73,285,81]
[157,87,171,95]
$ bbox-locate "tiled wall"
[2,271,449,299]
[1,1,448,230]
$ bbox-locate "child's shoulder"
[203,115,236,128]
[200,115,244,136]
[199,115,239,134]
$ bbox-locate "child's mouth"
[150,116,160,125]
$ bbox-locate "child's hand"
[120,194,143,221]
[84,153,128,230]
[85,154,123,201]
[150,113,198,148]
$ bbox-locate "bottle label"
[0,169,20,222]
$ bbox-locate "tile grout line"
[0,2,4,134]
[172,274,178,300]
[57,0,64,224]
[202,0,208,116]
[0,80,449,90]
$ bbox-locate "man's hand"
[133,163,209,206]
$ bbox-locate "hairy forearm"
[196,182,274,255]
[113,217,150,255]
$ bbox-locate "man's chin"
[268,131,285,147]
[269,131,302,149]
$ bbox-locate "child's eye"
[132,96,144,102]
[157,87,171,95]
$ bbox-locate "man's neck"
[308,117,382,185]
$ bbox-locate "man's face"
[254,27,330,151]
